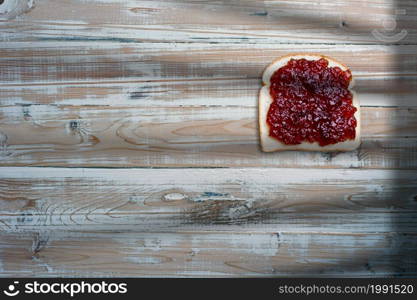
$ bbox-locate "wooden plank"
[0,167,416,233]
[0,0,416,44]
[2,76,417,108]
[0,105,416,168]
[0,231,416,277]
[1,43,415,168]
[1,43,417,86]
[1,0,415,280]
[0,0,414,280]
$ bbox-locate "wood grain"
[0,167,416,233]
[0,106,416,168]
[1,43,417,85]
[1,231,416,277]
[1,43,417,168]
[1,0,416,44]
[1,0,416,278]
[3,75,417,107]
[1,166,416,276]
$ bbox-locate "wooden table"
[0,0,416,277]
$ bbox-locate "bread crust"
[259,54,361,152]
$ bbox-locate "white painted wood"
[0,43,416,86]
[0,0,33,20]
[0,0,415,44]
[0,0,416,278]
[0,105,415,168]
[0,167,416,233]
[1,77,417,108]
[0,166,402,180]
[0,231,415,277]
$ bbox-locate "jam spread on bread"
[267,58,357,146]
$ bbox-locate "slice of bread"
[259,54,361,152]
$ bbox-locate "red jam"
[267,58,357,146]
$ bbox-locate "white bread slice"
[259,54,361,152]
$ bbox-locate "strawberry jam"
[267,58,357,146]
